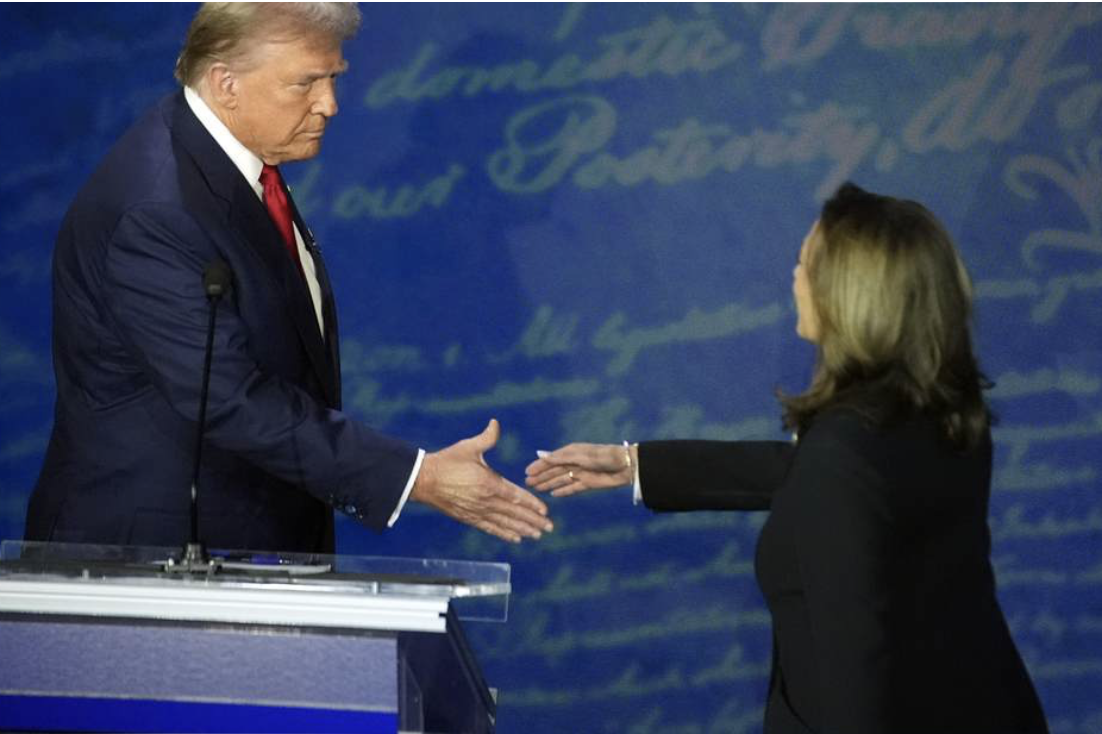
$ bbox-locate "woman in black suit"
[526,184,1048,734]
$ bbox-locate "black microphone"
[171,258,233,573]
[203,259,233,299]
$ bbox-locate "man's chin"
[280,140,323,164]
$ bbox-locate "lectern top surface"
[0,540,511,605]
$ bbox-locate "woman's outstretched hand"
[525,442,636,497]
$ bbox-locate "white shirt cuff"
[387,449,425,527]
[631,456,642,505]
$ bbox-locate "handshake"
[409,419,635,544]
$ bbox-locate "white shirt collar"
[183,86,265,199]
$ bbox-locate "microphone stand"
[165,260,232,575]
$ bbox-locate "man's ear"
[205,62,239,110]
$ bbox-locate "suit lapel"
[167,92,339,408]
[232,185,339,407]
[285,193,343,409]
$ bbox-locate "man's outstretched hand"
[411,419,554,543]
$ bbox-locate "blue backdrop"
[1,4,1100,732]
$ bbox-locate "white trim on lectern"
[0,578,450,633]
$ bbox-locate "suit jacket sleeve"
[786,414,897,731]
[100,203,416,531]
[638,439,794,511]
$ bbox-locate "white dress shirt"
[183,86,421,527]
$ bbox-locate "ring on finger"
[568,470,575,481]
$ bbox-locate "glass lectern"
[0,541,508,733]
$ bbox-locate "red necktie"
[259,164,302,273]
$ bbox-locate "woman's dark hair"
[780,183,992,450]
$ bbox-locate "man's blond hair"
[174,3,361,87]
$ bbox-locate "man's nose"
[313,80,339,117]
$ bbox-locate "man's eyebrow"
[325,60,350,77]
[301,61,349,81]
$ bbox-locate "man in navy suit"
[25,3,553,553]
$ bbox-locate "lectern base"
[0,694,398,734]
